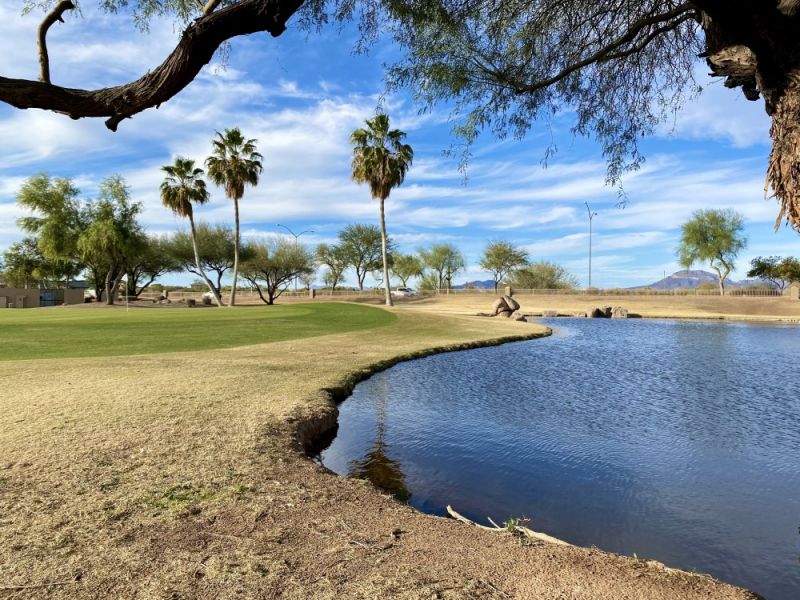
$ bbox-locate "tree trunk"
[110,270,125,304]
[189,214,223,306]
[104,270,114,305]
[230,196,240,306]
[379,197,393,306]
[768,79,800,231]
[711,264,728,296]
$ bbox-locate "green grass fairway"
[0,302,396,361]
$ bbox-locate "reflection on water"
[346,387,410,502]
[320,319,800,600]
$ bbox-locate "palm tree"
[160,157,223,307]
[205,128,263,306]
[350,114,414,306]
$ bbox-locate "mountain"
[639,270,775,290]
[453,279,496,290]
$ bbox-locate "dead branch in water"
[446,505,571,546]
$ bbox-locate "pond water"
[319,319,800,600]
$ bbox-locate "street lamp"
[276,223,314,291]
[585,202,598,290]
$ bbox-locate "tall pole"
[585,202,598,290]
[276,224,314,292]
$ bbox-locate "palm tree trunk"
[229,197,240,307]
[189,214,223,306]
[379,196,393,307]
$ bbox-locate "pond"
[318,319,800,600]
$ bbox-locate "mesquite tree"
[677,208,747,296]
[4,2,800,228]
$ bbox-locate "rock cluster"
[585,306,628,319]
[490,296,527,322]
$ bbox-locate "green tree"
[677,209,747,296]
[1,237,49,288]
[419,244,465,292]
[338,224,390,291]
[507,261,578,290]
[206,127,263,306]
[160,157,223,306]
[166,224,240,300]
[16,173,85,283]
[747,256,800,291]
[77,176,146,305]
[351,114,414,306]
[391,253,423,287]
[480,241,529,292]
[125,236,182,297]
[241,238,315,305]
[316,243,350,292]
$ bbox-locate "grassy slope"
[0,303,395,360]
[0,304,754,599]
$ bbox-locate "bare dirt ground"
[0,305,762,599]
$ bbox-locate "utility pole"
[585,202,598,290]
[276,224,314,292]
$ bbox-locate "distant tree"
[480,241,529,292]
[316,243,350,292]
[391,253,423,287]
[166,224,240,300]
[416,272,440,293]
[299,271,315,291]
[1,237,50,288]
[160,157,223,306]
[419,244,465,292]
[338,224,390,291]
[351,114,414,306]
[124,236,182,297]
[206,128,263,306]
[747,256,800,292]
[77,176,146,305]
[508,261,578,290]
[16,173,85,284]
[677,209,747,296]
[241,238,315,305]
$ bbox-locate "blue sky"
[1,4,798,288]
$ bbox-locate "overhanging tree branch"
[2,0,305,130]
[38,0,76,84]
[511,3,698,94]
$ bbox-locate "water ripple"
[321,319,800,600]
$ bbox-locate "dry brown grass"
[403,292,800,321]
[0,305,759,599]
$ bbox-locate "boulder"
[512,314,527,322]
[590,307,606,318]
[612,306,628,319]
[496,309,513,318]
[603,306,613,318]
[492,297,510,315]
[503,295,521,312]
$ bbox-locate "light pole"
[276,224,314,292]
[585,202,598,290]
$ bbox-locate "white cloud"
[657,68,771,149]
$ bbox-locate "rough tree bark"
[697,1,800,230]
[378,197,393,307]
